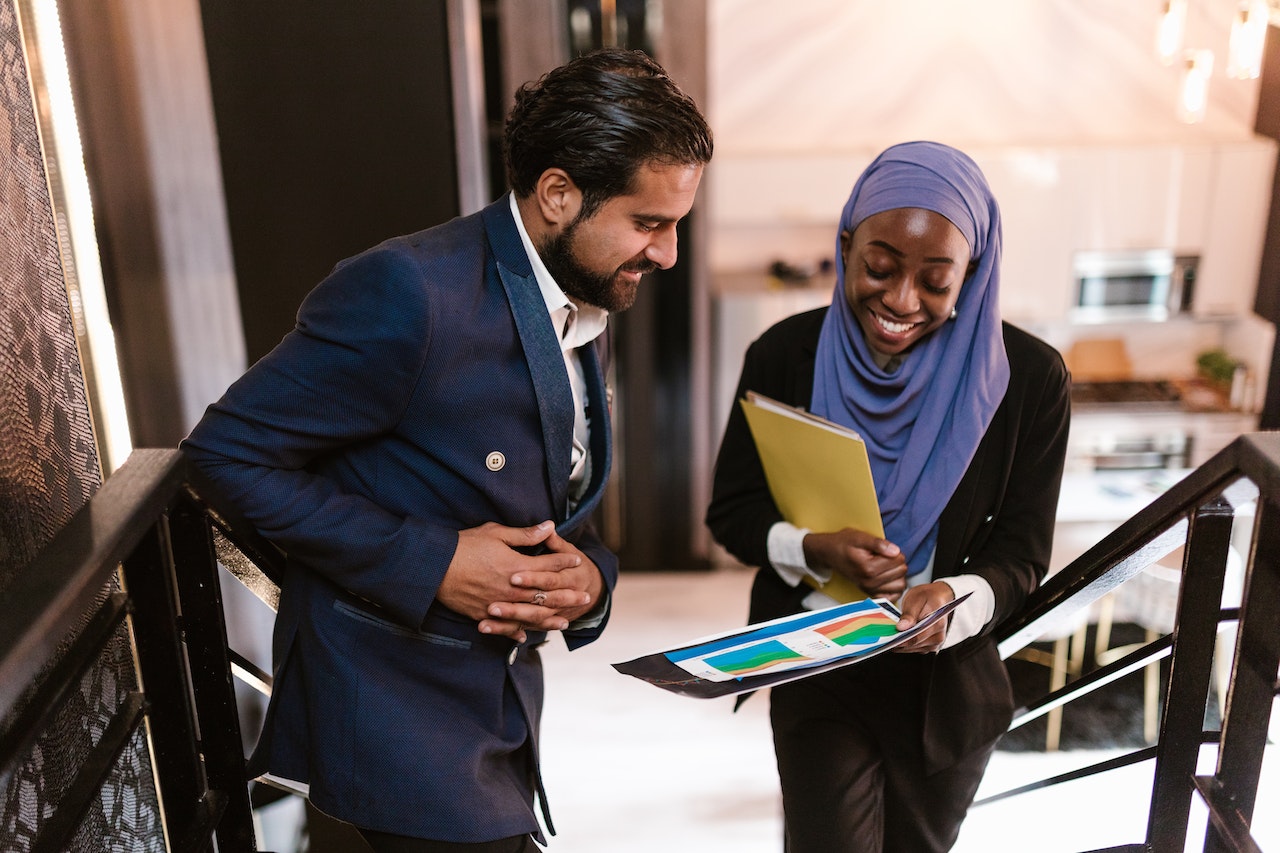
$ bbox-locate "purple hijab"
[810,141,1010,575]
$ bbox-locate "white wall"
[705,0,1267,275]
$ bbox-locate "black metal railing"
[988,432,1280,852]
[3,436,1277,851]
[0,449,283,853]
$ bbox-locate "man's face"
[539,162,703,312]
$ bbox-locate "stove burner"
[1071,380,1182,406]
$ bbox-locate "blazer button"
[984,514,994,524]
[508,646,519,665]
[962,556,970,565]
[487,451,506,472]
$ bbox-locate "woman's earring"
[949,306,958,320]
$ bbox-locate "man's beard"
[539,217,656,313]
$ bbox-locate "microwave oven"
[1071,249,1198,323]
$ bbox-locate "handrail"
[0,449,187,724]
[182,462,287,611]
[0,448,277,852]
[995,435,1265,659]
[5,436,1276,852]
[987,432,1280,852]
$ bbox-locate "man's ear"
[534,168,582,228]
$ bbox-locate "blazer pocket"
[332,599,472,649]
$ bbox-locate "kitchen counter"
[1056,468,1192,524]
[1052,465,1258,577]
[1053,468,1181,575]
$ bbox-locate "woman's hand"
[892,581,956,654]
[802,529,908,598]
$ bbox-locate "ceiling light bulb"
[1227,0,1269,79]
[1179,49,1215,124]
[1157,0,1189,65]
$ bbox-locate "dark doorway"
[561,1,708,571]
[199,0,461,362]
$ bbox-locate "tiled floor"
[537,569,1279,853]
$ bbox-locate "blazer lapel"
[484,200,574,519]
[560,339,612,535]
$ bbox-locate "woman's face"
[840,207,972,357]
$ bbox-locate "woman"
[705,141,1071,853]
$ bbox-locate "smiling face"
[538,162,704,313]
[840,207,972,357]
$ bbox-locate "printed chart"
[614,595,966,698]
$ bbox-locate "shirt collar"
[509,193,609,350]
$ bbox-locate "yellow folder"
[739,391,884,603]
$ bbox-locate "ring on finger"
[531,591,548,606]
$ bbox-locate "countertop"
[1056,468,1193,524]
[1056,466,1259,524]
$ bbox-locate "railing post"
[1202,491,1280,853]
[168,494,258,852]
[1145,497,1234,851]
[121,516,207,851]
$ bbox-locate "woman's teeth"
[879,316,914,334]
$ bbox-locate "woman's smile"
[871,312,921,337]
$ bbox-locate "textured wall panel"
[0,1,162,849]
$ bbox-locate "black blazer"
[706,307,1071,771]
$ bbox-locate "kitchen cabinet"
[1052,408,1259,574]
[1187,411,1259,466]
[1066,408,1258,472]
[976,151,1078,324]
[980,145,1200,323]
[1055,148,1192,251]
[1065,409,1196,473]
[984,142,1273,324]
[1194,140,1278,318]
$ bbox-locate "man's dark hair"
[504,48,713,220]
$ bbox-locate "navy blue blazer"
[182,197,617,842]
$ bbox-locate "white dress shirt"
[508,194,609,514]
[509,194,611,629]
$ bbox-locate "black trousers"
[769,654,996,853]
[358,829,541,853]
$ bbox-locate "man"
[182,47,712,852]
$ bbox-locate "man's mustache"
[621,260,658,275]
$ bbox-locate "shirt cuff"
[938,574,996,650]
[567,587,610,631]
[766,521,831,588]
